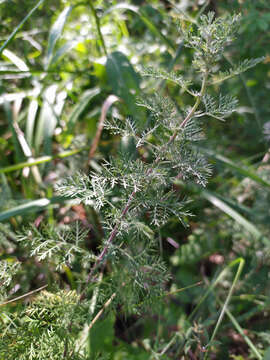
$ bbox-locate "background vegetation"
[0,0,270,359]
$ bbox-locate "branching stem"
[81,70,209,296]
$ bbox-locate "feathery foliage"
[0,5,266,359]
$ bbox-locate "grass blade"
[189,258,244,321]
[0,0,45,56]
[204,258,245,359]
[201,190,266,242]
[224,307,262,360]
[50,40,77,66]
[2,49,29,71]
[45,6,73,69]
[0,197,67,222]
[68,88,100,133]
[103,3,175,50]
[0,147,87,174]
[200,147,270,188]
[26,99,39,147]
[4,102,22,162]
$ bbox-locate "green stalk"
[224,306,262,360]
[203,258,245,360]
[189,258,244,321]
[89,1,107,56]
[0,147,87,174]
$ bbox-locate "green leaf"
[34,85,59,154]
[49,40,77,67]
[106,51,140,115]
[2,49,29,71]
[26,99,39,147]
[4,102,22,162]
[0,197,67,222]
[103,3,175,50]
[45,6,73,69]
[67,88,100,133]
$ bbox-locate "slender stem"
[88,292,116,331]
[88,95,120,164]
[89,1,107,56]
[154,69,209,164]
[180,69,208,129]
[203,258,245,360]
[0,284,47,306]
[79,189,136,300]
[224,305,262,360]
[0,0,45,56]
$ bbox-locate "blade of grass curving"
[4,102,22,162]
[103,3,175,50]
[26,99,39,147]
[0,0,45,56]
[67,88,100,133]
[8,112,42,183]
[50,40,77,67]
[2,49,29,71]
[34,84,67,155]
[203,258,245,359]
[0,147,87,174]
[201,190,266,242]
[0,89,39,105]
[204,190,253,217]
[189,258,245,322]
[199,147,270,188]
[34,85,57,153]
[45,5,73,69]
[0,196,67,222]
[224,306,262,360]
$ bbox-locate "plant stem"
[224,305,262,360]
[81,70,209,294]
[88,292,116,331]
[87,95,120,164]
[0,0,45,56]
[79,189,136,300]
[89,1,108,56]
[0,284,47,306]
[203,258,245,360]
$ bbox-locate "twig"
[0,284,47,306]
[88,292,116,331]
[88,94,120,164]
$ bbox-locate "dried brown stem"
[88,94,120,164]
[0,284,47,306]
